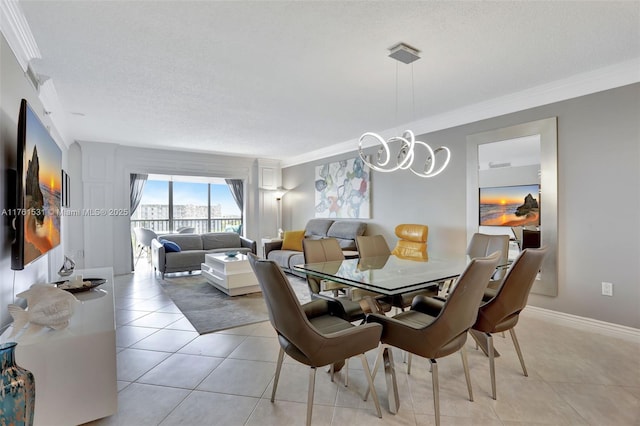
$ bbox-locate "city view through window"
[131,176,242,234]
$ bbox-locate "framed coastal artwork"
[479,184,540,226]
[314,157,370,218]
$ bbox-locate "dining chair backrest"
[134,227,158,247]
[302,238,345,294]
[247,253,378,368]
[423,251,501,355]
[467,233,509,280]
[356,235,391,258]
[474,247,548,332]
[247,253,326,364]
[391,224,428,260]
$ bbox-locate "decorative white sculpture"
[8,284,80,337]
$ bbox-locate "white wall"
[0,35,69,329]
[282,84,640,329]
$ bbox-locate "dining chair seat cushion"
[410,294,446,317]
[308,314,355,335]
[330,296,367,321]
[389,287,439,310]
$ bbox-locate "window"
[131,176,243,234]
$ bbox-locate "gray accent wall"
[282,83,640,328]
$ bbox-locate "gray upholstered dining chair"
[356,234,436,314]
[350,235,394,313]
[246,253,383,426]
[356,234,392,258]
[471,246,548,399]
[302,238,366,322]
[365,251,501,426]
[466,232,510,285]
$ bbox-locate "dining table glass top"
[294,253,473,296]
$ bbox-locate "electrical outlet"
[601,282,613,296]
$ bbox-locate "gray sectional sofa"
[151,232,256,278]
[264,218,366,276]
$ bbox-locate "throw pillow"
[281,230,305,252]
[159,239,181,253]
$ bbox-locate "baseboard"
[523,306,640,343]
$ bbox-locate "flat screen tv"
[479,184,540,227]
[11,99,62,270]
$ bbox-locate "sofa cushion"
[304,219,334,238]
[165,251,206,268]
[160,234,203,251]
[202,232,241,250]
[159,239,181,252]
[287,252,305,269]
[267,250,301,269]
[327,221,367,250]
[205,247,252,255]
[282,230,305,251]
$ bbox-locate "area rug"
[159,273,310,334]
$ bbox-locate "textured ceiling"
[19,1,640,163]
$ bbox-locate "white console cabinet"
[0,267,117,426]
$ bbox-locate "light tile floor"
[86,263,640,425]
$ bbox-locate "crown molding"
[282,58,640,168]
[0,0,40,71]
[1,0,73,147]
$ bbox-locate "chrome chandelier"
[358,43,451,178]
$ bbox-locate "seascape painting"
[479,184,540,227]
[23,105,62,265]
[315,158,370,218]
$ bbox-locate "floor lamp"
[274,187,287,238]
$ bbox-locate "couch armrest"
[240,237,257,254]
[264,240,283,259]
[151,239,166,273]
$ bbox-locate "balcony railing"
[131,218,242,235]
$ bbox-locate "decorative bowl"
[225,251,238,258]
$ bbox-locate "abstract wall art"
[314,157,370,218]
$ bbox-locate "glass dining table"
[293,253,472,296]
[294,252,508,414]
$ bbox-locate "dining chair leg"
[460,345,473,402]
[345,359,349,387]
[364,345,383,401]
[509,328,528,377]
[359,354,382,418]
[271,347,285,402]
[329,362,335,382]
[135,246,144,266]
[487,332,496,400]
[383,346,400,414]
[430,359,440,426]
[307,367,316,426]
[407,353,413,375]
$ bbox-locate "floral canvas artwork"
[315,158,370,218]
